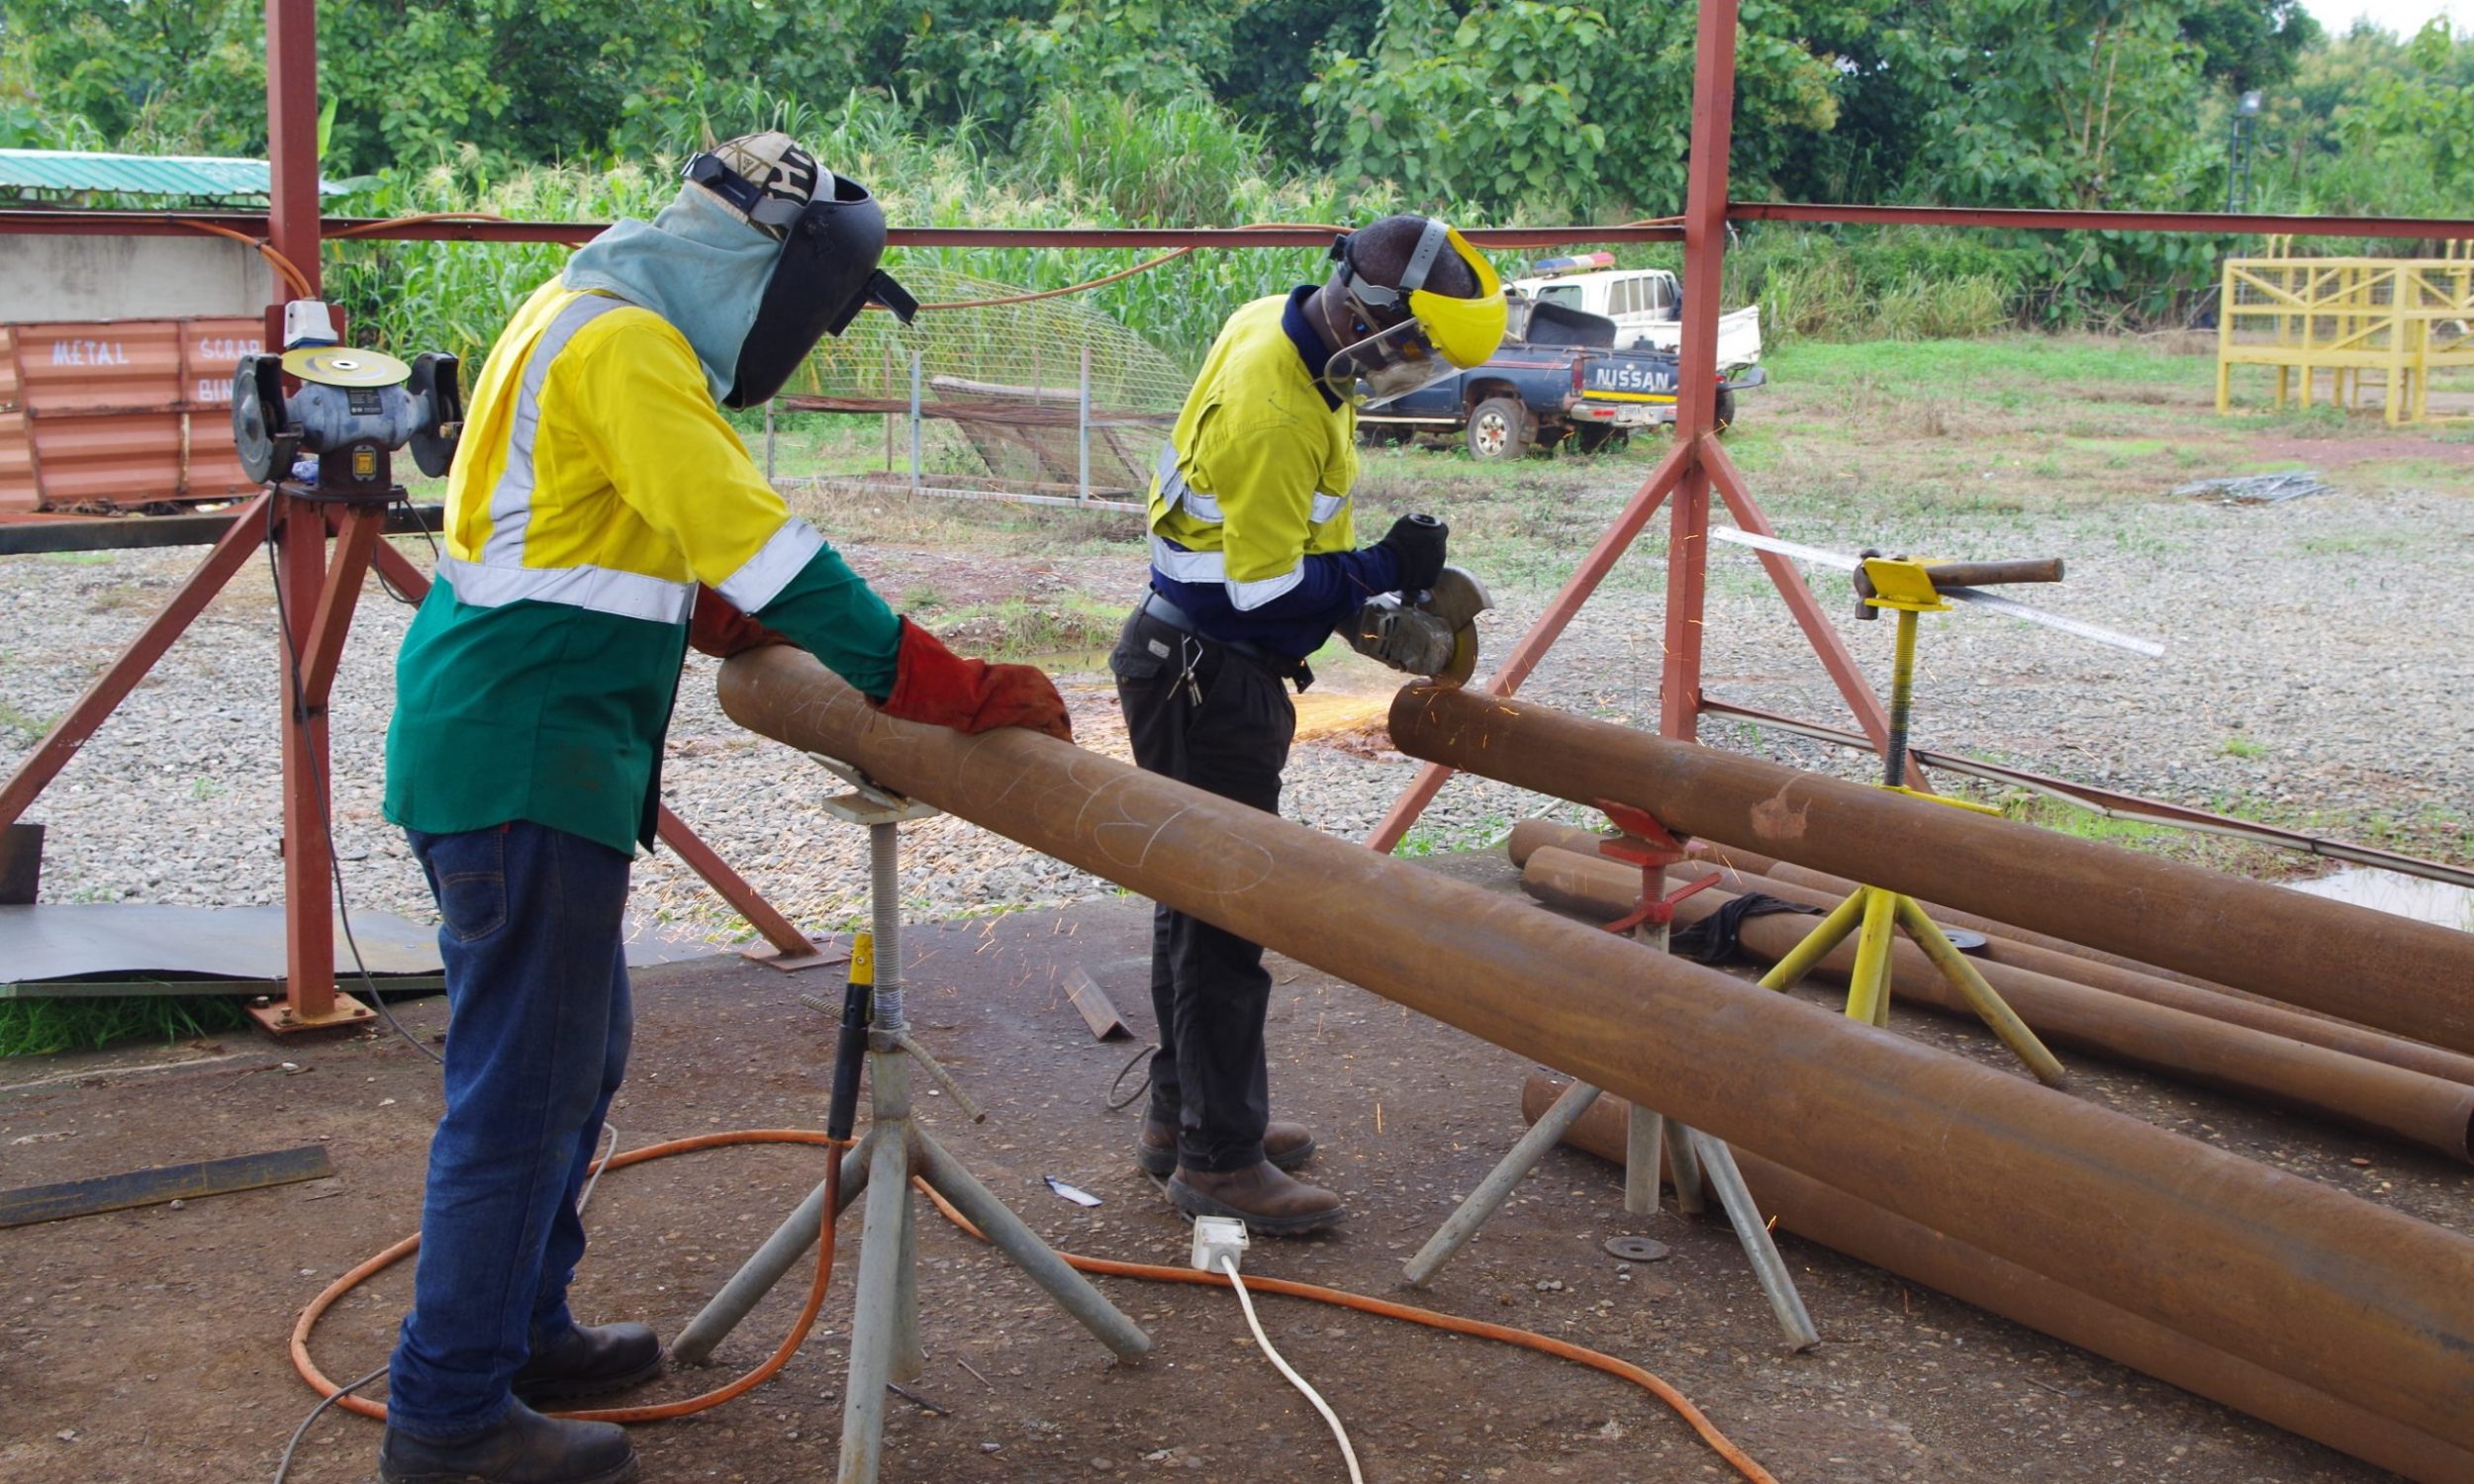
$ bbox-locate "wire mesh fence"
[774,266,1191,506]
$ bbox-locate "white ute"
[1509,255,1761,375]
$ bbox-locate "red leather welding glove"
[689,586,796,659]
[873,617,1073,742]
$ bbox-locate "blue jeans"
[387,821,634,1439]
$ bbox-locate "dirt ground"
[4,850,2451,1484]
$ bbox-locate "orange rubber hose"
[293,1128,1774,1484]
[910,1177,1778,1484]
[289,1130,847,1424]
[173,217,316,299]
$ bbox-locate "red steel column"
[264,0,348,1025]
[1658,0,1741,741]
[277,498,337,1019]
[265,0,322,300]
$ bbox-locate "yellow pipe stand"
[1753,562,2067,1086]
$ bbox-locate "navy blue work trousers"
[385,820,633,1440]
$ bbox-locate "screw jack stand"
[1759,561,2067,1087]
[1402,802,1819,1352]
[667,756,1150,1483]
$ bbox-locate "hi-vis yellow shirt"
[385,281,901,854]
[1147,293,1361,606]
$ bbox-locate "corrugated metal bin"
[0,316,266,512]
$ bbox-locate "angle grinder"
[1343,565,1491,685]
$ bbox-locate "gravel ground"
[2,469,2466,951]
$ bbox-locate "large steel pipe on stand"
[1520,846,2474,1160]
[718,649,2474,1454]
[1393,687,2474,1053]
[1520,1074,2474,1484]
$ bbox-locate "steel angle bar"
[0,211,1683,250]
[1728,201,2474,240]
[1389,685,2474,1055]
[0,1144,334,1228]
[718,646,2474,1448]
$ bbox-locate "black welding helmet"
[685,133,919,409]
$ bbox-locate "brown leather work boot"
[1137,1118,1315,1178]
[1169,1160,1344,1235]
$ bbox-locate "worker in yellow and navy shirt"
[377,134,1066,1484]
[1114,215,1504,1236]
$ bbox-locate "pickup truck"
[1508,256,1763,375]
[1359,296,1762,461]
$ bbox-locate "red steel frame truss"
[5,0,2473,1019]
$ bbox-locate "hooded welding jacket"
[1146,288,1404,658]
[383,279,903,856]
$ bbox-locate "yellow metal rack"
[2217,246,2474,425]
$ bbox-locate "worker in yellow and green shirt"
[378,134,1066,1484]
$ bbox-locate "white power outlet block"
[1190,1215,1249,1273]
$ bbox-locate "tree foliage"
[0,0,2461,332]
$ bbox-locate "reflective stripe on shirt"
[714,517,826,612]
[437,553,695,624]
[1147,533,1306,610]
[479,293,631,567]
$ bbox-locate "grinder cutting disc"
[1439,621,1479,687]
[1421,566,1491,687]
[282,345,412,388]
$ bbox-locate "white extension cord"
[1210,1242,1366,1484]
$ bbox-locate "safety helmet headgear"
[683,132,919,408]
[1321,217,1506,406]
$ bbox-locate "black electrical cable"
[1105,1041,1159,1112]
[370,491,439,606]
[261,497,442,1067]
[270,1123,620,1484]
[269,1362,386,1484]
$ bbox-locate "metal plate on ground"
[1604,1235,1670,1262]
[0,904,439,992]
[0,903,734,995]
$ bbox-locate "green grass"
[2220,735,2269,760]
[1764,335,2209,402]
[0,697,55,740]
[0,995,252,1059]
[918,596,1126,661]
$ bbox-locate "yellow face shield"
[1322,221,1507,407]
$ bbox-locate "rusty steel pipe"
[720,650,2474,1446]
[1510,818,2237,996]
[1396,687,2474,1053]
[1510,825,2474,1089]
[1681,840,2389,1032]
[1522,846,2474,1159]
[1520,1075,2474,1484]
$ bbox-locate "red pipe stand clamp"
[1592,798,1721,936]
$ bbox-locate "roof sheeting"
[0,150,348,199]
